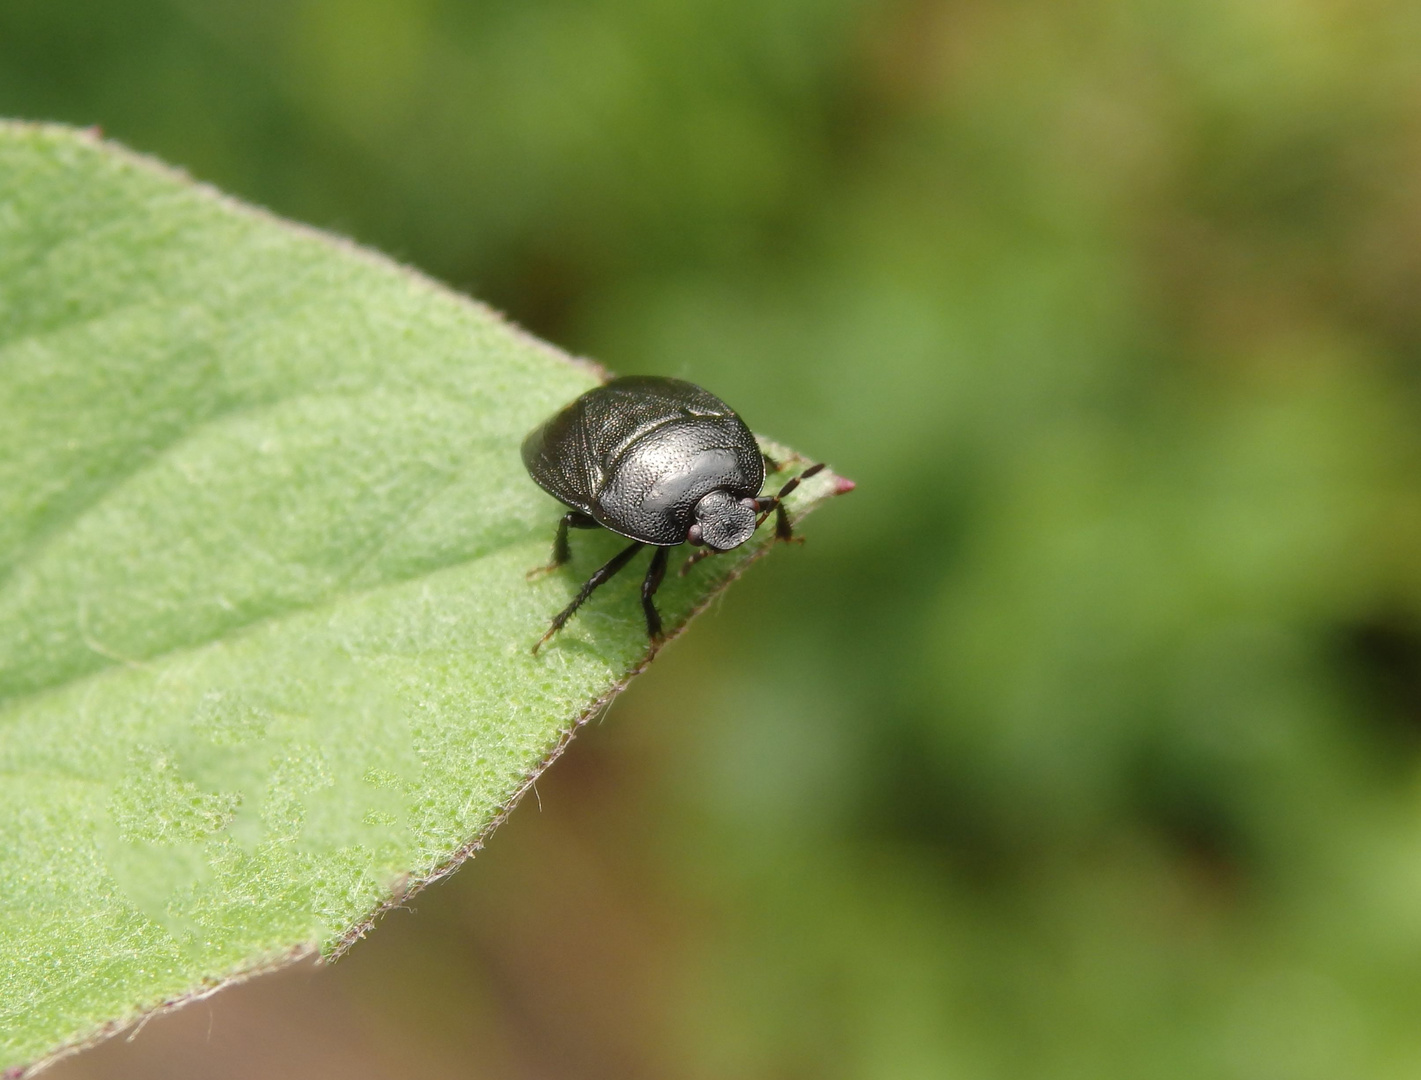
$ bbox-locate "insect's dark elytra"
[523,375,822,652]
[522,375,764,545]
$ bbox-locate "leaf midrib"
[0,521,542,723]
[0,369,552,713]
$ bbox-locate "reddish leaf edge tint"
[10,482,851,1080]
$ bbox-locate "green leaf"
[0,122,846,1074]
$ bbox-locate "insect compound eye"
[692,489,757,551]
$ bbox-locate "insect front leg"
[527,510,600,579]
[755,463,824,541]
[679,546,718,577]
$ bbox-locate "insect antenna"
[681,462,825,577]
[756,462,824,541]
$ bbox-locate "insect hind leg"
[533,541,644,653]
[527,510,600,579]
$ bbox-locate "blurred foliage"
[10,0,1421,1077]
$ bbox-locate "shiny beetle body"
[523,376,765,549]
[522,375,821,652]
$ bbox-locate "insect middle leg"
[533,541,644,653]
[527,510,600,579]
[641,546,670,639]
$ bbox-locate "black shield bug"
[522,375,826,652]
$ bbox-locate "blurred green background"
[9,0,1421,1076]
